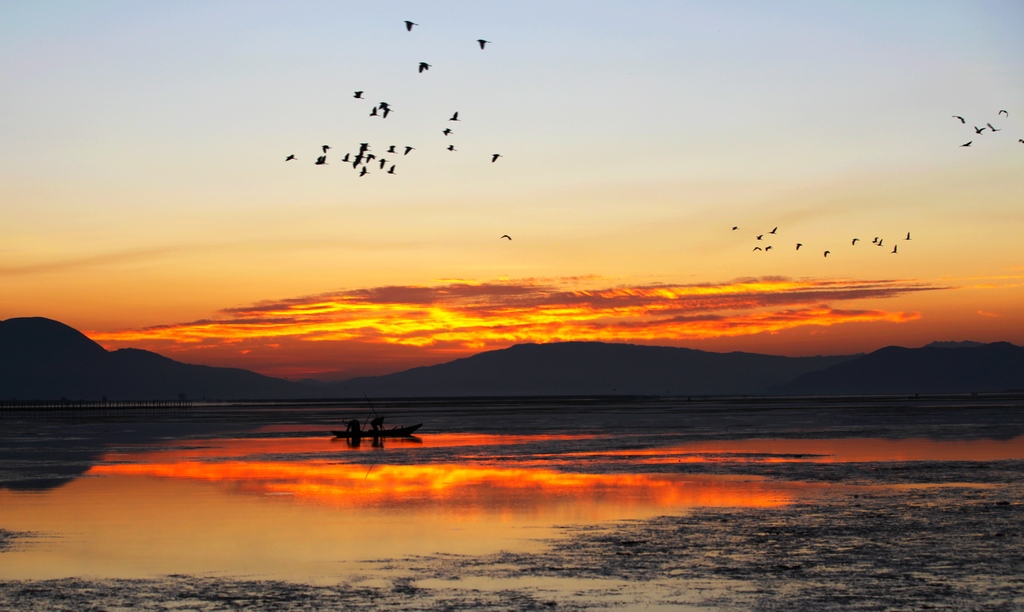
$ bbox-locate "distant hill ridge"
[1,317,1021,399]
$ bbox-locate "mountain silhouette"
[0,317,312,400]
[328,342,855,397]
[781,342,1024,395]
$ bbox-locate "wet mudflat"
[1,396,1023,610]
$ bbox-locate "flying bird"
[315,155,327,165]
[370,106,379,117]
[387,165,396,175]
[952,115,965,123]
[359,143,370,153]
[418,62,431,73]
[379,158,387,169]
[905,232,911,240]
[449,111,460,121]
[765,246,773,251]
[892,245,898,254]
[851,238,859,245]
[447,145,456,151]
[379,102,390,111]
[404,21,417,31]
[987,123,1000,132]
[404,146,415,155]
[961,141,972,147]
[974,126,986,134]
[795,243,802,250]
[354,91,363,99]
[285,154,295,161]
[322,145,331,153]
[387,145,396,154]
[753,247,762,251]
[877,239,884,246]
[501,235,511,240]
[732,226,738,231]
[824,250,830,257]
[442,128,453,136]
[872,237,878,244]
[382,107,392,118]
[359,167,368,177]
[342,153,350,163]
[1020,139,1024,144]
[477,39,491,49]
[365,154,376,162]
[999,110,1009,117]
[769,227,777,234]
[491,154,502,162]
[756,234,763,240]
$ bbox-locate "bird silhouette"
[379,102,390,111]
[1019,139,1024,144]
[877,239,884,247]
[285,154,296,161]
[905,232,911,240]
[478,39,491,49]
[359,143,370,153]
[404,21,418,31]
[872,237,878,244]
[315,156,327,165]
[501,235,511,240]
[447,145,456,151]
[418,62,431,73]
[449,111,460,121]
[365,154,376,162]
[974,126,986,134]
[354,91,364,99]
[352,158,362,169]
[769,227,777,234]
[795,243,802,250]
[379,159,387,169]
[387,165,396,175]
[999,110,1009,117]
[753,247,762,251]
[756,234,763,240]
[387,145,396,154]
[491,154,502,162]
[404,146,415,155]
[824,250,830,257]
[359,167,369,177]
[961,141,972,147]
[370,106,379,117]
[892,245,898,254]
[952,115,965,123]
[852,238,859,245]
[382,107,392,118]
[765,245,773,251]
[342,153,350,163]
[322,145,331,153]
[443,128,453,136]
[987,123,1000,132]
[732,226,738,231]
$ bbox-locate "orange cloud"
[89,277,941,378]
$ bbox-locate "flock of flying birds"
[955,109,1020,147]
[282,20,502,184]
[735,225,912,258]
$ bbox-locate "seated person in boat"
[346,419,361,435]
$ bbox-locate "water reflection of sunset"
[89,461,796,511]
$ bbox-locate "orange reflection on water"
[548,435,1024,464]
[89,460,796,511]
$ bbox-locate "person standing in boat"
[370,415,385,432]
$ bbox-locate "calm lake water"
[2,398,1023,609]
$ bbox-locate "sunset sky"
[2,1,1023,379]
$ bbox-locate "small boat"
[331,423,423,439]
